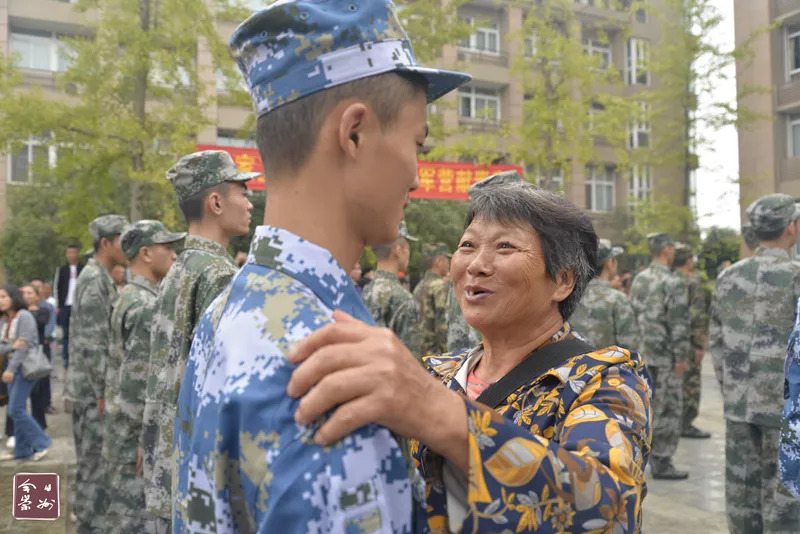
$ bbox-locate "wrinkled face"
[0,290,11,313]
[21,286,37,307]
[147,243,178,280]
[218,182,254,237]
[344,94,426,246]
[451,217,571,334]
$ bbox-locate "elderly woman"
[288,183,652,533]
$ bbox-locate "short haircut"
[93,234,120,253]
[754,226,788,242]
[256,71,428,176]
[672,255,690,269]
[423,256,435,271]
[179,182,229,224]
[373,238,407,261]
[649,242,667,257]
[465,183,598,320]
[2,285,28,312]
[67,243,81,250]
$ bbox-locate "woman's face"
[21,286,37,307]
[451,217,572,335]
[0,290,12,313]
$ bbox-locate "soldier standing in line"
[102,220,184,532]
[630,232,690,480]
[671,242,712,440]
[362,221,422,357]
[140,151,255,534]
[570,238,639,351]
[65,214,129,534]
[414,242,451,355]
[711,193,800,533]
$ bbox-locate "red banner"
[197,145,523,200]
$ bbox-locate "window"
[459,87,501,121]
[788,114,800,157]
[9,32,71,72]
[9,136,56,184]
[529,166,565,193]
[525,34,537,57]
[216,69,249,93]
[586,165,616,212]
[787,25,800,81]
[460,19,500,55]
[628,103,651,148]
[628,165,653,202]
[584,39,612,69]
[621,0,647,23]
[626,38,650,85]
[588,102,606,132]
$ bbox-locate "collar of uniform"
[247,225,354,308]
[589,278,611,289]
[650,262,671,274]
[755,246,791,259]
[127,273,158,295]
[423,271,442,281]
[374,270,400,283]
[182,235,233,261]
[87,257,115,288]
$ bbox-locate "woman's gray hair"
[464,182,599,320]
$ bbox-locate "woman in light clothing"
[0,285,51,461]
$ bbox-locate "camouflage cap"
[121,220,187,260]
[746,193,800,233]
[647,232,674,250]
[422,242,451,259]
[398,221,418,242]
[467,170,523,200]
[673,242,693,264]
[166,151,260,204]
[89,214,129,242]
[596,238,623,268]
[229,0,471,117]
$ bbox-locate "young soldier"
[65,214,129,534]
[362,222,421,357]
[414,243,451,355]
[140,151,255,533]
[102,220,184,532]
[173,0,470,530]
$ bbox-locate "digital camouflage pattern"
[229,0,470,117]
[413,271,449,356]
[630,262,689,462]
[65,256,119,534]
[446,283,481,353]
[174,226,426,533]
[141,235,237,522]
[710,247,800,427]
[416,324,652,533]
[711,247,800,532]
[781,298,800,499]
[89,214,128,242]
[166,151,258,205]
[362,270,422,357]
[746,193,799,234]
[120,219,185,260]
[103,274,158,533]
[570,278,639,351]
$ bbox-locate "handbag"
[21,345,52,381]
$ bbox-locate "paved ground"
[642,357,728,533]
[2,346,731,532]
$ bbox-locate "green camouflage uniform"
[65,214,128,534]
[103,221,184,533]
[362,270,422,357]
[630,234,690,469]
[570,238,638,351]
[446,283,481,352]
[141,151,255,530]
[710,194,800,533]
[413,266,449,356]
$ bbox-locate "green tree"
[700,226,740,280]
[0,0,244,242]
[403,199,469,285]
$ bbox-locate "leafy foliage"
[700,227,741,280]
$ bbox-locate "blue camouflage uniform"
[173,0,469,532]
[781,298,800,498]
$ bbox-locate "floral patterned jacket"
[413,323,652,533]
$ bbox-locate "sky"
[694,0,741,230]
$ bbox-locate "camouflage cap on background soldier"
[467,170,523,200]
[746,193,800,233]
[647,232,674,252]
[120,220,187,260]
[89,214,129,242]
[422,242,452,259]
[229,0,471,117]
[673,242,693,264]
[596,238,623,269]
[166,150,260,204]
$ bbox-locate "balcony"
[457,48,508,67]
[778,80,800,109]
[776,0,800,20]
[781,157,800,182]
[457,117,505,132]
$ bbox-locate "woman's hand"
[12,339,25,351]
[1,371,13,383]
[287,310,468,470]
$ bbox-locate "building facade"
[0,0,688,243]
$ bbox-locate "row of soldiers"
[64,150,258,533]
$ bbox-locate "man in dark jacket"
[53,243,84,369]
